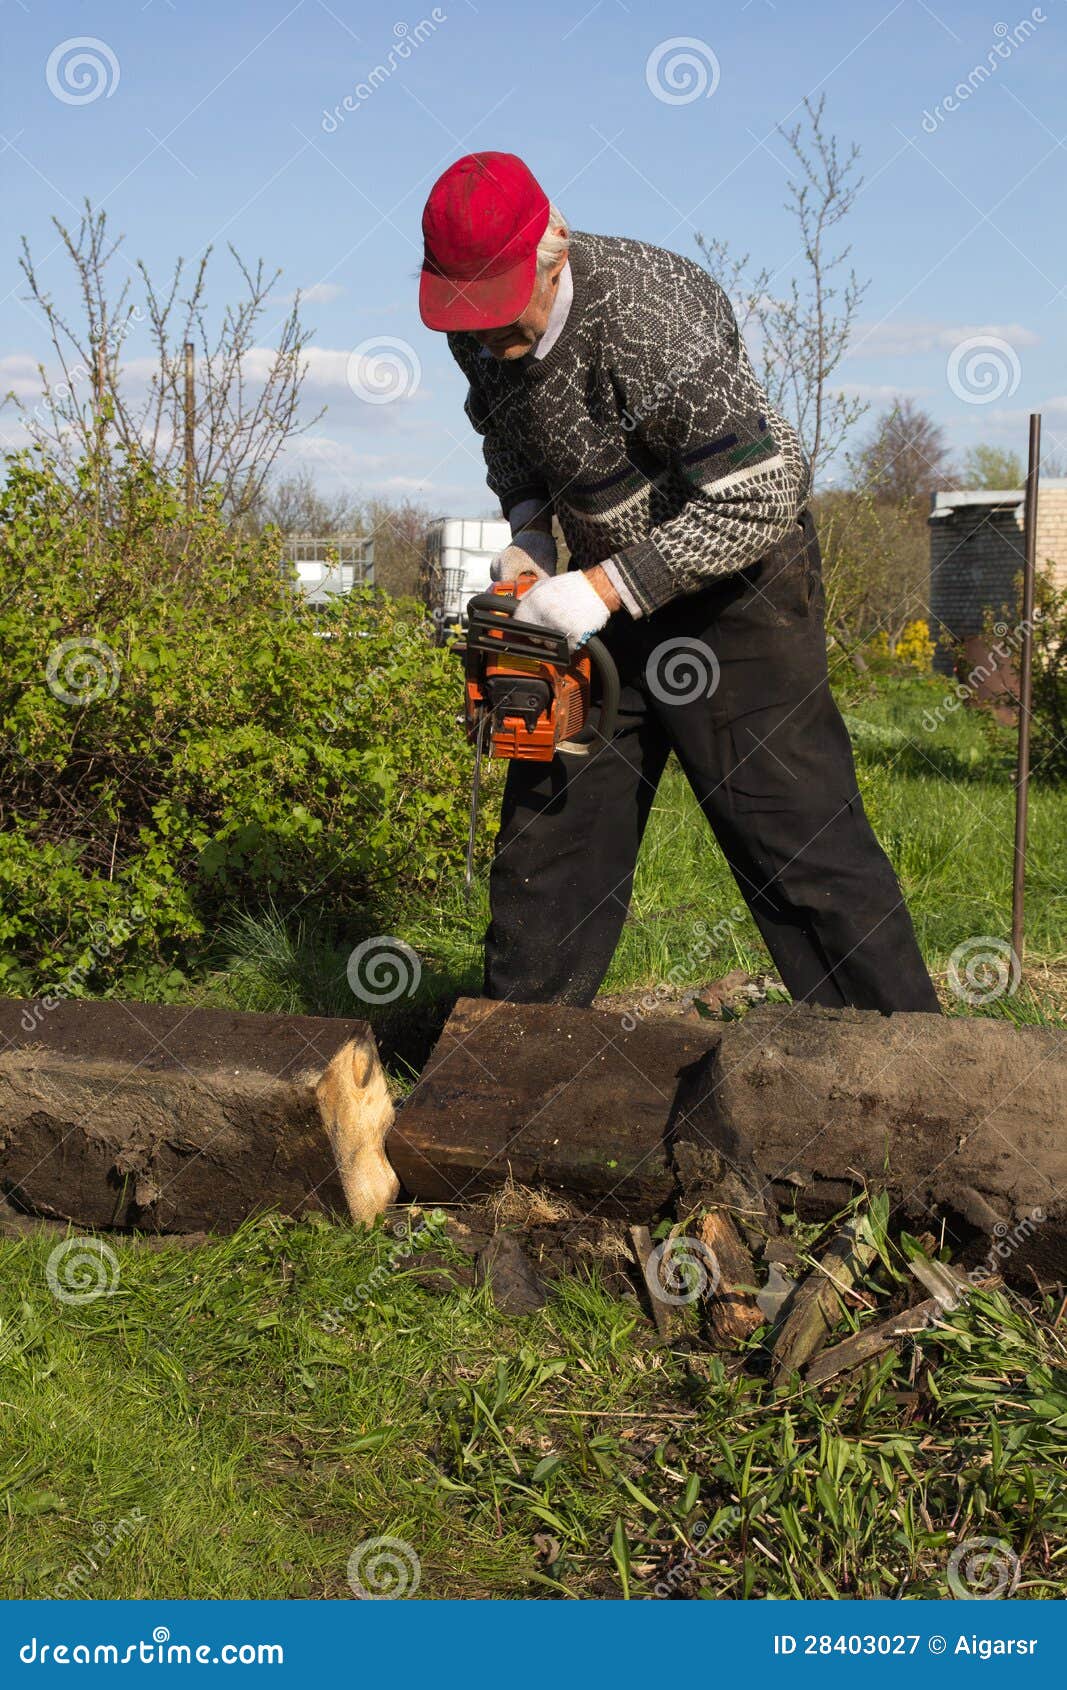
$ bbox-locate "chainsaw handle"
[569,634,619,747]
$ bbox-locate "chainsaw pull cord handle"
[464,579,620,750]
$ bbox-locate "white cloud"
[0,353,45,398]
[833,381,933,401]
[273,282,346,306]
[847,321,1039,360]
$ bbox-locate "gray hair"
[536,203,569,275]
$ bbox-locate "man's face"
[473,247,569,361]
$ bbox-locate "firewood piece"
[806,1262,1001,1387]
[805,1297,945,1385]
[770,1217,878,1382]
[696,1210,764,1345]
[628,1224,672,1339]
[907,1256,972,1308]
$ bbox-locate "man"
[419,151,939,1014]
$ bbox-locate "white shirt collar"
[532,259,573,360]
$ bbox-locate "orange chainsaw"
[455,573,620,885]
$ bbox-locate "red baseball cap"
[419,152,550,332]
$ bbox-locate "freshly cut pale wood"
[316,1034,398,1223]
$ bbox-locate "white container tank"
[424,516,511,631]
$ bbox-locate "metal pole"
[1011,413,1041,968]
[183,341,196,513]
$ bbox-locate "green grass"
[1,1215,1065,1600]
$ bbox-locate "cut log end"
[316,1034,397,1225]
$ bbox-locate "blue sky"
[1,0,1064,514]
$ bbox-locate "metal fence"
[283,533,375,605]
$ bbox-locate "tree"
[961,443,1024,489]
[814,488,932,659]
[363,495,433,598]
[244,472,432,598]
[245,468,362,535]
[851,397,954,506]
[697,95,869,483]
[12,201,319,517]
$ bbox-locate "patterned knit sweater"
[447,230,811,616]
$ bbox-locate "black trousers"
[483,511,940,1014]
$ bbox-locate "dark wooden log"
[392,1000,1067,1285]
[388,997,718,1215]
[0,998,395,1232]
[672,1005,1067,1283]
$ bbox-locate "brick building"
[928,480,1067,675]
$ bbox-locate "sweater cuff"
[500,484,552,522]
[600,558,644,618]
[602,535,675,617]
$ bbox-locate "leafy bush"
[0,451,477,995]
[1029,574,1067,785]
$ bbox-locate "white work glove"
[514,570,610,652]
[489,527,557,583]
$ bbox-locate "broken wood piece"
[770,1216,878,1382]
[628,1224,673,1338]
[805,1262,1002,1387]
[907,1255,973,1309]
[0,997,395,1232]
[804,1297,945,1385]
[696,1209,764,1345]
